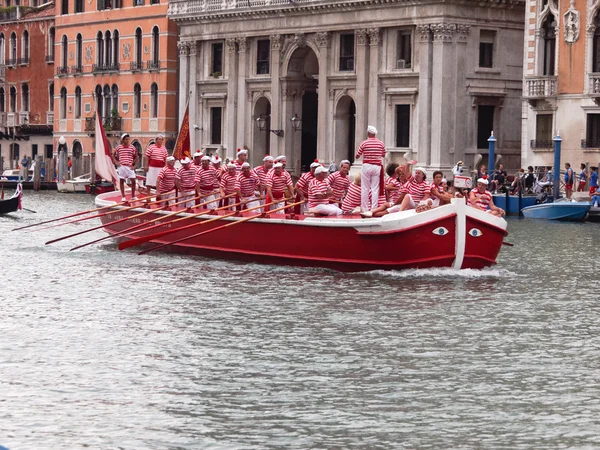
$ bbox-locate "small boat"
[492,194,538,216]
[58,174,91,193]
[1,169,33,181]
[0,183,22,215]
[86,181,115,195]
[521,200,591,221]
[95,192,509,272]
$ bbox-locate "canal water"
[2,190,600,449]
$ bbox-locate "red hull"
[96,193,508,272]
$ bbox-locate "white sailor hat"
[180,157,191,164]
[275,155,287,161]
[237,149,248,157]
[314,165,328,176]
[166,156,176,162]
[477,178,489,185]
[193,151,203,158]
[310,160,321,169]
[121,132,130,140]
[273,162,283,169]
[340,159,351,166]
[263,155,274,162]
[227,161,236,169]
[241,162,251,168]
[441,178,448,184]
[211,156,221,164]
[156,133,165,139]
[201,155,211,162]
[367,125,378,135]
[415,167,427,176]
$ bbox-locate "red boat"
[95,191,508,272]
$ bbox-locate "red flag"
[173,104,191,160]
[94,112,118,184]
[1,185,4,199]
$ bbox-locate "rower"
[175,157,197,209]
[366,166,430,217]
[112,132,139,202]
[196,155,219,209]
[295,160,320,213]
[144,133,168,196]
[341,172,362,214]
[220,161,240,208]
[234,149,248,172]
[469,178,505,216]
[327,160,351,205]
[156,156,177,207]
[238,162,261,210]
[265,162,293,214]
[192,151,204,172]
[254,155,274,204]
[308,166,342,216]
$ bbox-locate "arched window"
[76,34,83,71]
[95,85,103,118]
[21,84,29,112]
[135,28,142,65]
[10,32,17,64]
[60,87,67,119]
[150,83,158,118]
[96,31,104,67]
[61,35,68,69]
[151,26,159,66]
[9,86,16,112]
[111,84,119,116]
[132,140,143,168]
[542,15,556,76]
[0,34,5,65]
[48,27,55,61]
[113,30,119,67]
[75,86,82,118]
[11,143,20,162]
[133,83,141,118]
[49,83,54,112]
[593,15,600,73]
[21,30,29,63]
[104,30,112,68]
[103,84,111,119]
[0,88,5,113]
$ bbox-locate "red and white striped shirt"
[308,178,329,209]
[406,177,429,202]
[326,171,350,202]
[430,182,445,195]
[195,166,218,192]
[157,166,177,192]
[385,175,403,204]
[296,171,315,196]
[212,166,224,189]
[238,172,260,197]
[145,144,168,167]
[356,137,386,165]
[176,166,197,190]
[233,159,245,172]
[472,190,492,210]
[220,171,240,195]
[266,170,293,196]
[341,183,361,212]
[115,145,137,167]
[253,165,270,186]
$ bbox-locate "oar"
[11,192,156,231]
[139,200,305,255]
[45,191,220,246]
[31,190,182,232]
[72,193,237,251]
[118,195,274,251]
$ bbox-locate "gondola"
[0,184,22,215]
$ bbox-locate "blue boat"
[492,194,538,216]
[521,201,590,221]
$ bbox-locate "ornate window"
[541,15,556,76]
[75,86,82,118]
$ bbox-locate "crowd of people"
[110,127,505,218]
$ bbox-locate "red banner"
[173,105,191,161]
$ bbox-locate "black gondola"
[0,184,22,215]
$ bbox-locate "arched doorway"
[334,95,356,165]
[132,140,143,169]
[253,97,271,166]
[284,45,318,173]
[71,140,83,177]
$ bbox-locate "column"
[316,31,330,163]
[188,41,198,152]
[177,41,189,127]
[417,25,432,166]
[225,37,238,160]
[367,28,380,130]
[236,37,247,150]
[354,29,369,152]
[452,25,470,169]
[270,34,282,156]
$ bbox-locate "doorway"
[301,91,318,172]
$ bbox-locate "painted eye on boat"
[469,228,483,237]
[432,227,449,236]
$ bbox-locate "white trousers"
[361,163,381,212]
[158,190,176,207]
[311,204,343,216]
[242,196,260,211]
[146,166,161,187]
[200,193,218,209]
[181,190,196,209]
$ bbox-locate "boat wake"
[365,267,515,279]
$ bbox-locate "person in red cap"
[308,166,342,216]
[234,148,248,172]
[469,178,505,216]
[156,156,177,207]
[196,156,219,208]
[254,155,274,204]
[220,161,240,208]
[143,133,168,195]
[326,160,351,205]
[176,157,197,208]
[112,132,139,201]
[295,160,321,213]
[265,162,293,213]
[238,162,261,209]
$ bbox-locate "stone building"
[522,0,600,171]
[170,0,525,176]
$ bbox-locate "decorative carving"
[456,24,470,41]
[368,28,380,45]
[177,41,189,56]
[237,37,247,52]
[430,23,457,41]
[226,38,237,53]
[564,0,580,44]
[188,41,198,56]
[587,24,597,35]
[315,31,330,48]
[85,45,93,62]
[281,88,298,100]
[293,33,306,48]
[122,42,131,60]
[270,34,282,50]
[417,24,431,41]
[356,29,368,46]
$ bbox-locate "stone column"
[452,25,470,169]
[177,41,189,128]
[316,31,330,163]
[226,37,238,160]
[354,29,369,153]
[188,41,198,152]
[416,25,432,166]
[236,37,248,151]
[367,28,380,131]
[270,35,282,156]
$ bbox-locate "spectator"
[564,162,574,199]
[524,166,536,192]
[491,164,507,193]
[590,166,599,195]
[577,163,588,192]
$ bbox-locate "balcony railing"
[19,111,29,125]
[589,74,600,95]
[0,64,5,78]
[524,76,557,99]
[45,55,54,64]
[130,61,143,71]
[103,117,122,132]
[71,65,83,75]
[47,111,54,125]
[7,112,15,127]
[530,140,553,149]
[93,63,120,73]
[581,139,600,149]
[0,112,5,126]
[57,66,69,76]
[92,63,106,73]
[6,58,16,68]
[147,60,160,71]
[85,117,95,133]
[18,57,29,65]
[107,63,120,72]
[0,9,19,21]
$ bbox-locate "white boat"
[1,169,33,181]
[57,174,91,193]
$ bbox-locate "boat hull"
[96,193,508,272]
[588,206,600,223]
[492,194,538,216]
[521,202,590,221]
[58,178,91,193]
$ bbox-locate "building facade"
[522,0,600,171]
[0,4,55,172]
[171,0,525,175]
[53,0,179,177]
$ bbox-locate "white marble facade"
[171,0,525,176]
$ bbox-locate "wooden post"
[90,154,96,182]
[47,157,55,182]
[33,155,43,191]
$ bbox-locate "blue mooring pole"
[487,132,496,180]
[553,133,562,200]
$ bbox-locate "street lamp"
[290,113,302,132]
[255,115,284,137]
[57,135,68,182]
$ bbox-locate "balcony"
[147,60,160,71]
[85,117,95,133]
[92,63,106,73]
[0,112,5,127]
[45,55,54,64]
[7,112,15,127]
[581,139,600,150]
[0,64,5,79]
[18,57,29,66]
[47,111,54,125]
[530,140,553,151]
[103,116,122,132]
[107,63,120,72]
[6,58,16,68]
[71,65,83,75]
[56,66,69,76]
[130,61,143,72]
[0,9,19,21]
[524,76,557,100]
[19,111,29,125]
